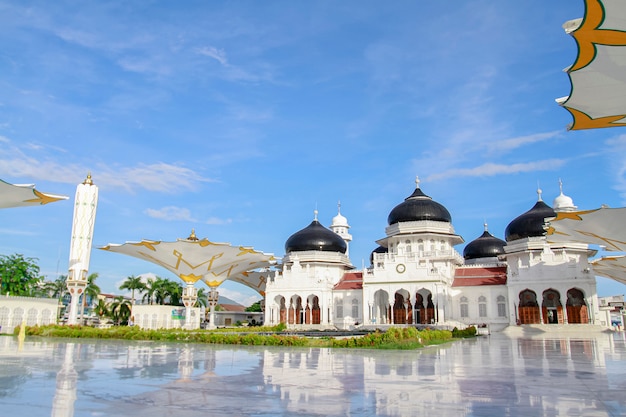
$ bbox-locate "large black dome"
[505,198,556,242]
[388,181,451,225]
[285,219,347,254]
[464,227,506,260]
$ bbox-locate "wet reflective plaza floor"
[1,328,625,417]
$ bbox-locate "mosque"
[263,177,599,332]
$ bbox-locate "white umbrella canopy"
[558,0,626,130]
[546,207,626,252]
[100,231,277,290]
[228,270,274,297]
[591,255,626,285]
[0,179,68,208]
[546,207,626,284]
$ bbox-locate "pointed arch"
[518,289,540,324]
[373,289,390,324]
[393,289,411,324]
[414,289,435,324]
[542,288,563,324]
[566,288,589,324]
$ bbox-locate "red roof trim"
[452,266,507,287]
[334,272,363,290]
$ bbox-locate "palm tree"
[43,275,68,299]
[110,296,132,325]
[93,298,109,319]
[119,275,146,304]
[195,287,208,308]
[164,280,183,306]
[79,273,100,324]
[142,276,162,305]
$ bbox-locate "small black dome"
[369,245,388,265]
[285,219,347,254]
[388,181,451,225]
[464,228,506,260]
[505,200,556,242]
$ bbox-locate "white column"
[67,174,98,325]
[207,288,219,329]
[181,283,198,329]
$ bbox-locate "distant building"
[264,177,603,331]
[598,294,624,328]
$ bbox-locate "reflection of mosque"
[264,177,600,331]
[3,335,625,416]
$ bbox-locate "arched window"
[418,239,424,253]
[405,239,412,253]
[352,299,359,318]
[460,296,469,318]
[478,296,487,317]
[440,240,446,250]
[429,239,435,251]
[336,298,344,318]
[497,295,506,317]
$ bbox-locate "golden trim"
[24,189,66,205]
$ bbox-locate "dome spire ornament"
[415,176,421,189]
[83,172,93,185]
[186,229,199,241]
[313,209,318,221]
[537,187,543,202]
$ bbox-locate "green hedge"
[16,324,473,349]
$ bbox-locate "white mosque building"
[264,178,600,332]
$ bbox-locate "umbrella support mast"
[182,282,198,330]
[208,287,219,330]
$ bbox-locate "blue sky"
[1,0,625,306]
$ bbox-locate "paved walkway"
[0,329,625,416]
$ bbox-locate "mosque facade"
[263,178,600,331]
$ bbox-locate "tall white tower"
[66,174,98,325]
[330,201,352,257]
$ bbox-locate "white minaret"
[330,201,352,257]
[66,173,98,325]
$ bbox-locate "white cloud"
[426,159,567,182]
[0,139,215,193]
[217,287,261,307]
[487,131,563,154]
[145,206,197,222]
[195,46,228,65]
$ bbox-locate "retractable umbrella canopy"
[546,207,626,284]
[101,231,277,290]
[591,255,626,285]
[546,207,626,252]
[228,270,273,296]
[558,0,626,130]
[0,179,68,208]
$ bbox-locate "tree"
[110,296,132,325]
[246,300,263,312]
[0,254,43,296]
[119,275,146,304]
[195,287,208,308]
[79,273,100,323]
[43,275,68,300]
[142,277,183,306]
[93,298,109,318]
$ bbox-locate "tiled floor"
[0,328,625,416]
